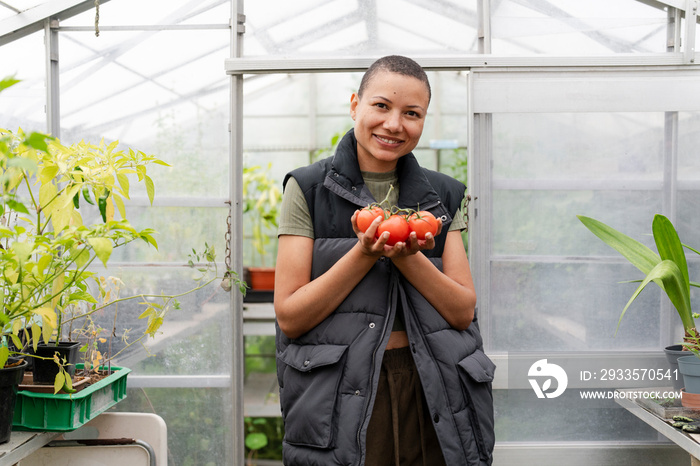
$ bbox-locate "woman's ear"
[350,93,359,120]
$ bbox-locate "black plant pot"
[665,344,687,391]
[0,357,28,444]
[32,341,81,384]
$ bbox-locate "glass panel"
[244,71,467,165]
[80,206,229,263]
[494,389,663,442]
[492,0,668,55]
[62,0,230,27]
[244,0,479,57]
[493,189,661,257]
[492,113,664,182]
[58,29,230,200]
[115,387,233,465]
[487,111,677,346]
[490,261,661,352]
[0,33,46,132]
[79,266,230,376]
[678,111,700,190]
[491,112,665,256]
[0,1,45,22]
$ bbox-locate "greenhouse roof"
[1,0,696,54]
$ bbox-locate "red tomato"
[408,211,439,240]
[357,206,385,233]
[376,214,410,246]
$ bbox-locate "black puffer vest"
[276,129,495,466]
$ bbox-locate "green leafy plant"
[245,417,269,466]
[244,416,284,463]
[242,163,281,268]
[578,214,699,341]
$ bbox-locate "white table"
[0,431,61,466]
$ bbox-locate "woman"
[274,55,495,466]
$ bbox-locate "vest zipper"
[356,261,396,466]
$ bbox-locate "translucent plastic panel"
[57,30,230,198]
[493,189,662,257]
[115,387,233,466]
[0,33,46,132]
[0,1,45,22]
[78,266,231,375]
[61,0,229,27]
[492,0,668,55]
[492,113,665,182]
[494,389,662,442]
[58,27,229,156]
[244,71,467,157]
[80,206,229,263]
[678,111,700,183]
[244,0,479,57]
[678,191,700,243]
[489,261,661,352]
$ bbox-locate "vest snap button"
[303,360,310,367]
[355,390,361,396]
[369,322,375,329]
[433,413,440,423]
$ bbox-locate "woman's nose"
[383,111,402,132]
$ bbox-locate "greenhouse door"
[469,66,700,463]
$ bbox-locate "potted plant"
[242,163,281,292]
[578,213,699,391]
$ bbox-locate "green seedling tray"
[12,365,131,431]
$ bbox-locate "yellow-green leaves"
[39,164,59,184]
[53,370,66,394]
[138,304,164,337]
[87,237,113,267]
[11,241,35,266]
[52,364,75,394]
[0,346,8,369]
[144,175,155,205]
[31,307,57,344]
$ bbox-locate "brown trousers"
[365,347,447,466]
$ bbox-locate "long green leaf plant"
[578,214,700,349]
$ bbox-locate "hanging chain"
[221,201,233,291]
[94,0,100,37]
[462,193,477,232]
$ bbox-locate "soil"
[19,369,115,394]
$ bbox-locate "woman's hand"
[351,210,390,256]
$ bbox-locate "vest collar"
[326,129,441,210]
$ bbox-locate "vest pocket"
[278,343,349,448]
[456,349,496,462]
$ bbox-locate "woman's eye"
[375,102,388,109]
[406,111,420,118]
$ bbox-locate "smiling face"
[350,70,430,173]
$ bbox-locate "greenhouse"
[2,0,700,464]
